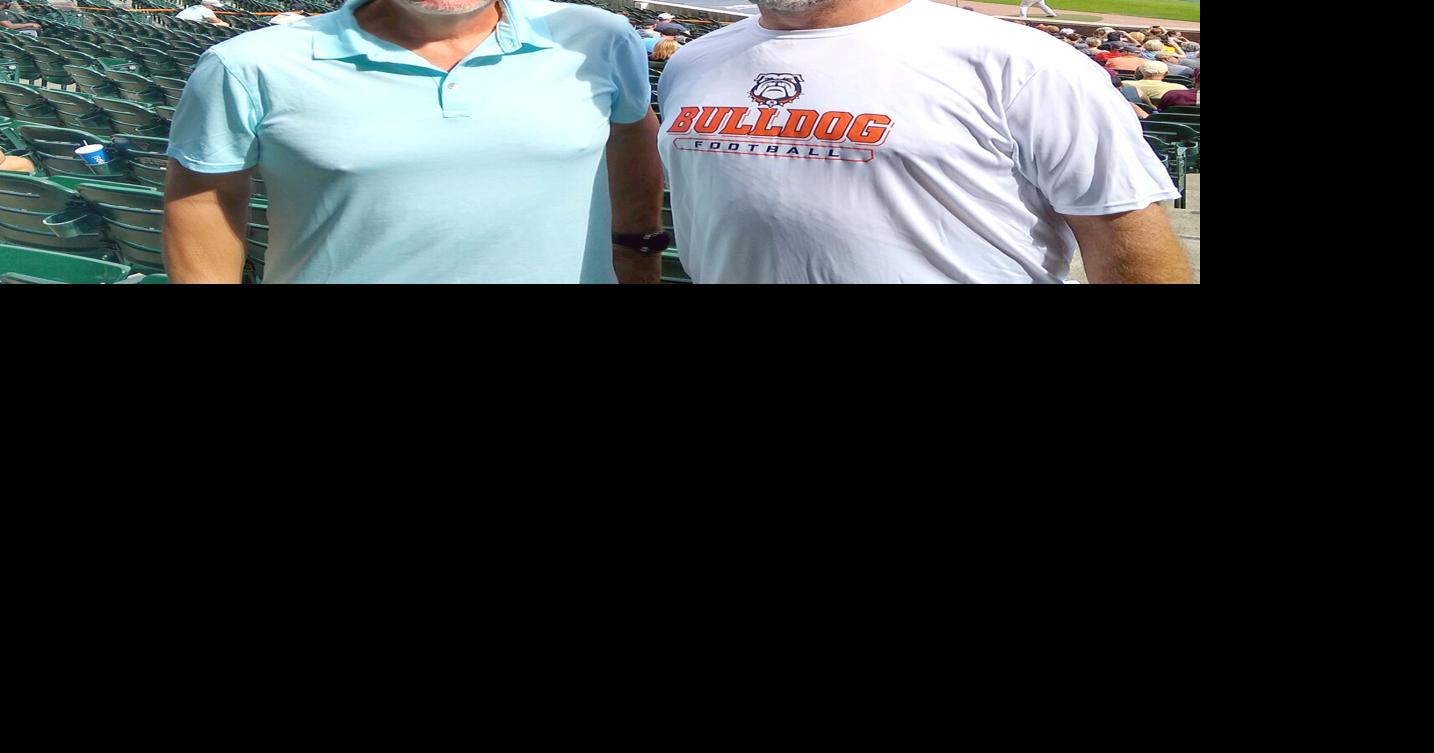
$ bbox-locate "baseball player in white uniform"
[1019,0,1058,19]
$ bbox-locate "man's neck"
[355,0,502,48]
[757,0,909,32]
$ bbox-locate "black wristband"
[612,231,670,255]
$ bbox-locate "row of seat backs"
[1,37,200,82]
[0,242,155,283]
[0,82,172,138]
[0,172,268,277]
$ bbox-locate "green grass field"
[979,0,1201,22]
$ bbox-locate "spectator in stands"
[657,0,1190,283]
[1141,40,1164,59]
[1177,41,1199,69]
[0,3,41,36]
[1126,60,1186,105]
[1108,67,1148,118]
[649,38,678,62]
[1157,68,1198,109]
[1093,42,1125,62]
[1126,31,1145,45]
[1104,45,1151,74]
[269,2,309,25]
[0,147,34,173]
[1154,52,1193,79]
[645,22,685,54]
[638,12,674,38]
[176,0,231,27]
[164,0,665,284]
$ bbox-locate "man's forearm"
[1064,202,1192,284]
[607,112,664,284]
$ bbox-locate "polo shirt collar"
[313,0,554,64]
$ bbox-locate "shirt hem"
[167,152,255,174]
[1051,190,1182,216]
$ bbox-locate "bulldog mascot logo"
[749,73,804,107]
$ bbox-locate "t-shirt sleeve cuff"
[1051,190,1182,216]
[166,151,256,174]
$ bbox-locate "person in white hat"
[1018,0,1057,20]
[638,11,675,38]
[176,0,231,27]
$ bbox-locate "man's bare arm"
[162,159,252,283]
[1062,202,1192,284]
[607,110,664,284]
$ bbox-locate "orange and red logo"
[668,74,894,163]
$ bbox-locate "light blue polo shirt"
[167,0,651,283]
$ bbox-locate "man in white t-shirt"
[1019,0,1058,19]
[656,0,1190,283]
[175,0,230,26]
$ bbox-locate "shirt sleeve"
[1005,62,1180,216]
[609,23,652,124]
[165,49,261,173]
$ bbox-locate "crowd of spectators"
[1012,20,1200,115]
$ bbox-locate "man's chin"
[754,0,840,12]
[397,0,499,16]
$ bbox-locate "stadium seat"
[0,43,42,85]
[132,47,182,79]
[0,81,63,127]
[36,88,115,136]
[152,76,187,108]
[247,202,267,283]
[62,65,122,98]
[15,124,127,182]
[90,96,168,137]
[117,135,171,188]
[25,47,75,87]
[0,173,114,259]
[0,243,132,284]
[101,70,166,106]
[74,181,166,274]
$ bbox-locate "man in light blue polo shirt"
[163,0,666,283]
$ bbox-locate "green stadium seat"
[15,124,126,182]
[152,75,186,108]
[62,65,121,98]
[0,244,131,284]
[0,81,63,127]
[75,181,166,274]
[90,96,168,137]
[24,47,75,87]
[0,43,42,85]
[36,88,114,136]
[0,173,114,259]
[132,47,181,78]
[116,135,170,188]
[101,70,166,106]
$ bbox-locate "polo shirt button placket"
[441,75,469,118]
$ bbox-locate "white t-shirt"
[656,0,1180,283]
[175,5,217,22]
